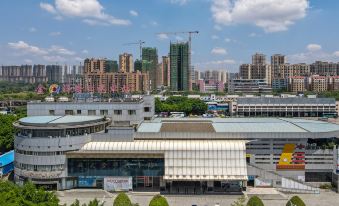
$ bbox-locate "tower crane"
[123,40,145,60]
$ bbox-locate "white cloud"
[170,0,189,5]
[224,38,231,43]
[197,59,236,65]
[29,27,37,32]
[157,33,169,40]
[74,57,83,62]
[307,44,322,52]
[40,2,57,14]
[211,47,227,55]
[40,0,131,26]
[43,55,66,63]
[211,0,309,32]
[150,21,158,26]
[8,41,48,55]
[49,45,75,55]
[129,10,138,17]
[249,32,259,37]
[211,35,219,40]
[288,45,339,64]
[24,59,33,64]
[49,31,62,36]
[82,49,89,54]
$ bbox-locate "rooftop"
[137,118,339,134]
[0,150,14,167]
[237,97,335,105]
[18,115,105,126]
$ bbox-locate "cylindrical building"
[13,115,111,190]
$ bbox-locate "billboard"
[104,177,132,192]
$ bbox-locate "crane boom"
[123,40,145,60]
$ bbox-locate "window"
[144,107,151,112]
[49,110,55,115]
[77,110,81,115]
[128,110,136,115]
[65,110,74,115]
[100,110,108,116]
[114,110,122,115]
[88,110,96,115]
[144,117,151,120]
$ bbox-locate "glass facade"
[68,158,164,177]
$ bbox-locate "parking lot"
[57,188,339,206]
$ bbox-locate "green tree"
[246,196,264,206]
[286,196,306,206]
[113,193,132,206]
[0,114,18,153]
[231,196,247,206]
[0,180,59,206]
[149,194,169,206]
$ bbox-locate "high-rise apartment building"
[142,47,158,90]
[119,53,134,73]
[271,54,286,79]
[162,56,170,87]
[252,53,266,65]
[170,42,190,91]
[310,61,338,76]
[46,65,64,83]
[239,64,272,85]
[288,76,306,93]
[0,65,48,83]
[308,75,328,93]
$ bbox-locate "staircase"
[248,163,320,194]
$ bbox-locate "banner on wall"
[104,176,132,191]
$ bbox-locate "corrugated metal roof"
[0,150,14,167]
[137,118,339,134]
[237,97,335,105]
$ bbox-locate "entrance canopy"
[71,140,248,181]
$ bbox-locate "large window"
[128,110,136,115]
[65,110,74,115]
[114,110,122,115]
[68,158,164,177]
[100,110,108,116]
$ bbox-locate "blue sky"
[0,0,339,72]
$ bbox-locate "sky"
[1,0,339,72]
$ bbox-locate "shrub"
[149,194,169,206]
[246,196,264,206]
[113,193,132,206]
[319,183,332,189]
[286,196,306,206]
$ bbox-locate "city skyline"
[0,0,339,72]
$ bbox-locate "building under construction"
[170,42,190,91]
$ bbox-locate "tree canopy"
[0,114,18,153]
[246,196,264,206]
[286,196,306,206]
[113,193,132,206]
[0,180,59,206]
[149,195,169,206]
[155,96,207,115]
